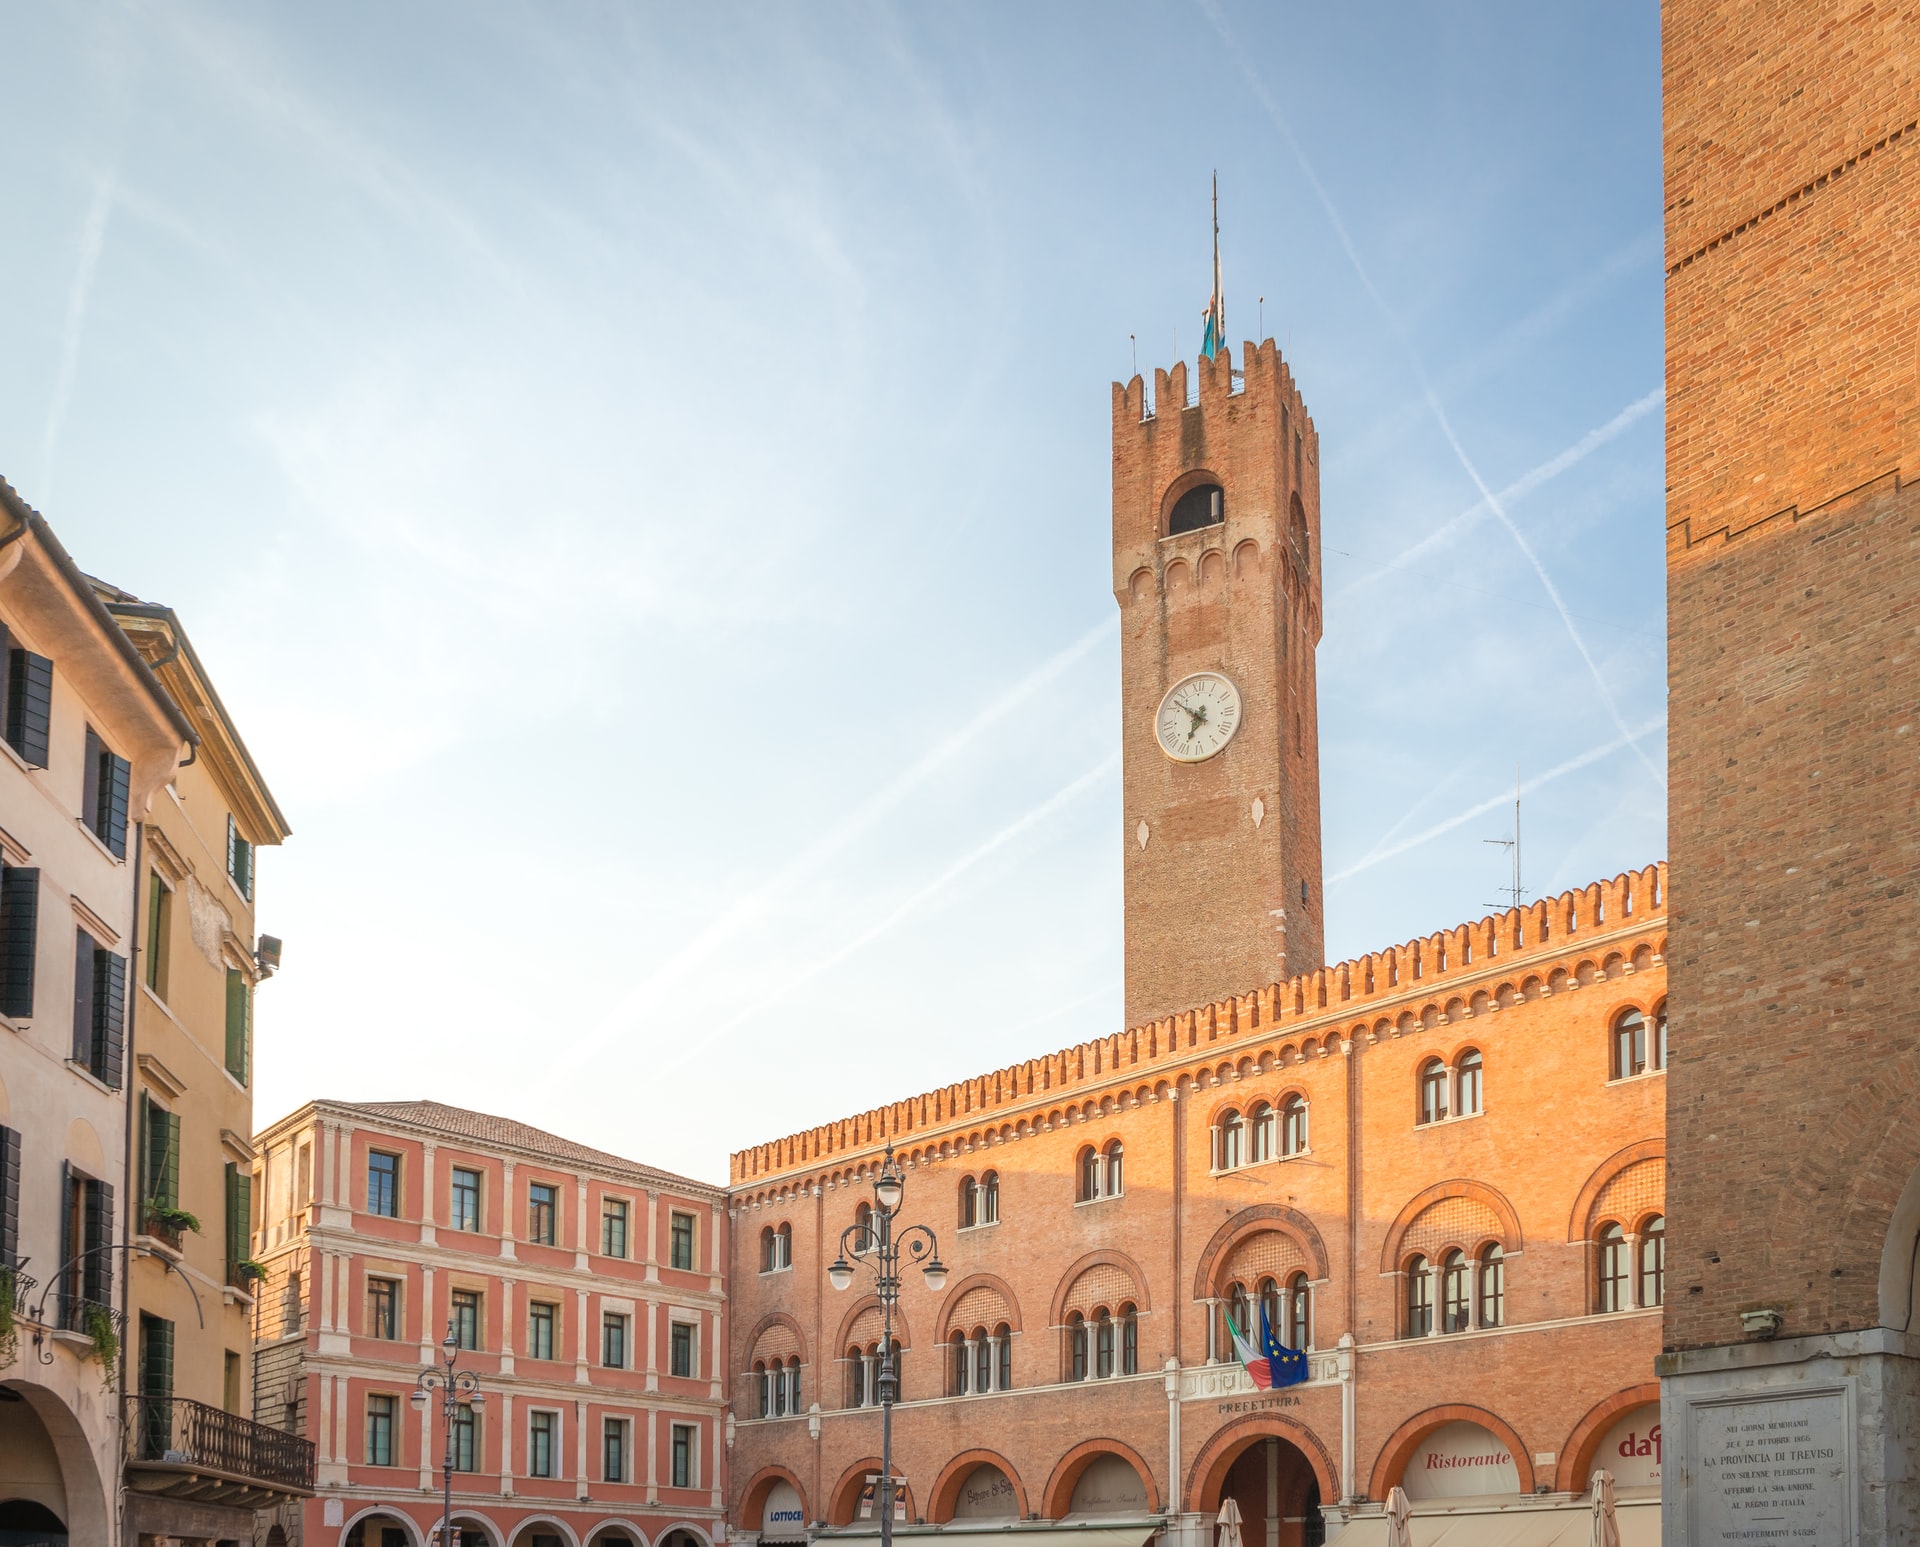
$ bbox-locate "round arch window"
[1168,483,1225,534]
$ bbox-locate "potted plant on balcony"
[83,1303,117,1389]
[144,1201,201,1249]
[233,1259,267,1292]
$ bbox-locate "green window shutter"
[0,865,37,1018]
[225,1163,253,1275]
[163,1112,180,1212]
[140,1095,153,1205]
[141,1314,175,1399]
[224,970,249,1083]
[5,649,52,768]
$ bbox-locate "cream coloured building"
[0,480,193,1547]
[97,582,313,1546]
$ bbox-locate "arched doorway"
[1199,1435,1328,1547]
[344,1515,421,1547]
[0,1500,68,1546]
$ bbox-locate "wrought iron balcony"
[123,1395,316,1506]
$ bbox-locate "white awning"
[819,1527,1157,1547]
[1329,1497,1659,1547]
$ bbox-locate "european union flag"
[1258,1302,1309,1389]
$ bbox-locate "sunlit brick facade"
[726,343,1669,1547]
[250,1100,727,1547]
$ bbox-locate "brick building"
[726,346,1668,1546]
[249,1100,728,1547]
[1659,2,1920,1542]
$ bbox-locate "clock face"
[1155,672,1243,762]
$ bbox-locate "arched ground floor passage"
[321,1496,717,1547]
[0,1378,113,1547]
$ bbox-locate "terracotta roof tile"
[329,1099,718,1194]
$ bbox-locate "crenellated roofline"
[729,862,1666,1191]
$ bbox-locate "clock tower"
[1113,340,1325,1026]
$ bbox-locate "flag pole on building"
[1201,171,1225,361]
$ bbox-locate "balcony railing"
[124,1396,316,1504]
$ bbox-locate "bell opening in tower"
[1168,482,1225,535]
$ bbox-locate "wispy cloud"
[1328,716,1665,885]
[41,169,116,501]
[534,615,1119,1089]
[1198,0,1664,786]
[1337,386,1664,598]
[687,749,1121,1056]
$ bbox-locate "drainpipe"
[1345,1035,1362,1503]
[118,815,146,1545]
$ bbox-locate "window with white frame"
[670,1319,696,1378]
[529,1408,558,1478]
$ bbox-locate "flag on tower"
[1223,1300,1309,1390]
[1200,171,1225,361]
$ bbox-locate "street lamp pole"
[414,1318,485,1547]
[828,1143,947,1547]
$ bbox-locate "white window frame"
[669,1316,698,1379]
[670,1419,698,1489]
[527,1405,563,1480]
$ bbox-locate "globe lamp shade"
[828,1256,854,1292]
[922,1257,949,1292]
[874,1172,904,1213]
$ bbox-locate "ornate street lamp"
[827,1143,946,1547]
[413,1318,485,1547]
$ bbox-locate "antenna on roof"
[1483,765,1525,912]
[1130,333,1137,379]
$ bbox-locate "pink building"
[249,1100,728,1547]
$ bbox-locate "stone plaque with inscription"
[1688,1389,1849,1544]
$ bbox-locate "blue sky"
[0,4,1663,1182]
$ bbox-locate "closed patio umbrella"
[1215,1494,1244,1547]
[1386,1485,1413,1547]
[1590,1469,1620,1547]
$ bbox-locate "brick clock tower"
[1113,342,1325,1027]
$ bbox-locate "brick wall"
[730,869,1667,1524]
[1664,0,1920,1351]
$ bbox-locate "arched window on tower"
[1078,1146,1101,1202]
[1168,482,1225,535]
[1455,1051,1483,1116]
[1247,1103,1275,1163]
[1597,1224,1630,1312]
[787,1357,802,1412]
[1613,1010,1647,1079]
[854,1202,873,1253]
[1441,1249,1470,1333]
[1120,1303,1138,1374]
[1652,1001,1668,1071]
[1104,1140,1124,1198]
[959,1176,978,1229]
[1639,1216,1666,1307]
[1095,1310,1115,1378]
[1478,1244,1505,1328]
[1286,1272,1311,1350]
[1216,1110,1244,1170]
[754,1359,770,1418]
[1406,1256,1434,1338]
[1068,1313,1089,1382]
[949,1331,969,1396]
[1418,1060,1448,1125]
[996,1321,1013,1390]
[1258,1276,1281,1338]
[847,1345,868,1408]
[981,1171,999,1224]
[1281,1094,1309,1155]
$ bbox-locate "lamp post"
[413,1318,485,1547]
[828,1143,946,1547]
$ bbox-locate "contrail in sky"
[1196,0,1665,785]
[680,751,1121,1059]
[42,170,117,502]
[1339,386,1665,597]
[536,615,1119,1087]
[1328,716,1665,884]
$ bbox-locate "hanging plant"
[146,1202,202,1238]
[236,1259,268,1283]
[83,1304,118,1389]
